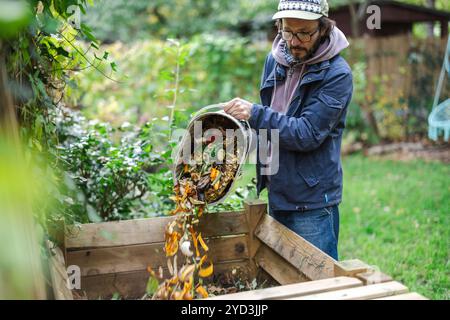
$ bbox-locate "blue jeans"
[269,205,340,260]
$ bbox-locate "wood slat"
[375,292,428,300]
[77,261,250,300]
[255,215,336,281]
[355,270,393,285]
[334,259,370,277]
[67,235,249,277]
[244,200,266,278]
[207,276,363,300]
[255,245,309,285]
[65,210,247,250]
[290,281,409,300]
[47,241,73,300]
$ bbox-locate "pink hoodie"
[270,26,350,114]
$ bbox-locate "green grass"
[339,154,449,300]
[237,154,449,300]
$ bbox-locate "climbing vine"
[1,0,117,230]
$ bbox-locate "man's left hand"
[223,98,253,121]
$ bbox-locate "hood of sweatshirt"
[269,26,349,115]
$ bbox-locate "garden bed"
[47,200,428,300]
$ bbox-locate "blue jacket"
[248,53,353,212]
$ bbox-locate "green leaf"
[111,292,121,300]
[56,46,70,58]
[159,70,173,81]
[78,4,86,15]
[91,42,99,50]
[42,15,60,35]
[146,276,159,296]
[81,23,98,44]
[87,205,102,223]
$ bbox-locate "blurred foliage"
[69,32,445,147]
[81,0,449,43]
[64,34,266,219]
[0,0,33,39]
[1,0,118,227]
[370,79,410,141]
[72,31,444,145]
[0,139,47,299]
[67,35,270,128]
[82,0,276,42]
[341,40,381,145]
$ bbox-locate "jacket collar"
[261,59,331,91]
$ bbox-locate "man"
[223,0,353,260]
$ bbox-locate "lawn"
[339,154,449,300]
[237,154,449,300]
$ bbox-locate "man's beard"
[288,38,323,62]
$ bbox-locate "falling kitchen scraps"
[148,124,241,300]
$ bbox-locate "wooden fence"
[347,34,448,102]
[343,34,449,139]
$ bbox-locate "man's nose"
[290,36,301,47]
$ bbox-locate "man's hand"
[223,98,253,121]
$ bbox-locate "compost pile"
[148,117,242,300]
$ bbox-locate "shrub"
[55,108,175,221]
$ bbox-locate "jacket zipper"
[285,67,294,109]
[288,67,295,77]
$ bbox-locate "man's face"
[282,18,321,60]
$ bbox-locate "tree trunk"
[349,3,360,38]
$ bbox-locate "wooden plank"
[67,235,249,277]
[255,245,309,285]
[77,261,250,300]
[375,292,428,300]
[244,200,267,278]
[290,281,409,300]
[355,270,393,285]
[334,259,371,277]
[46,241,73,300]
[65,211,247,250]
[208,276,363,300]
[255,215,336,280]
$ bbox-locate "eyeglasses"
[281,28,319,43]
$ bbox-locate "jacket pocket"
[296,154,320,188]
[317,92,344,110]
[314,92,345,135]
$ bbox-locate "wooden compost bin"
[47,200,428,300]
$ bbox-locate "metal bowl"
[173,105,252,205]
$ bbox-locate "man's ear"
[320,28,326,38]
[276,19,282,33]
[319,23,328,38]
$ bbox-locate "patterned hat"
[272,0,329,20]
